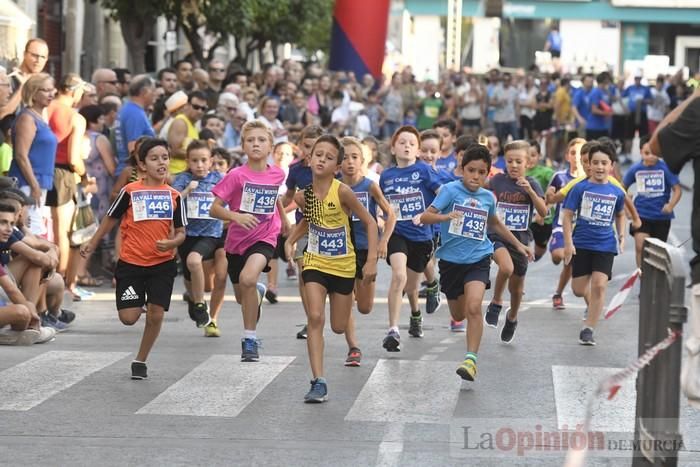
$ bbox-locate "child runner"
[546,139,586,310]
[81,138,187,379]
[340,136,396,366]
[172,140,225,334]
[280,125,324,340]
[380,126,440,351]
[421,144,532,380]
[484,140,545,343]
[284,135,378,402]
[622,135,682,268]
[210,121,288,361]
[433,118,459,172]
[562,142,626,345]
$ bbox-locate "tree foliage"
[99,0,335,71]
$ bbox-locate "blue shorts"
[549,229,565,252]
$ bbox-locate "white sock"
[389,326,399,334]
[244,329,256,340]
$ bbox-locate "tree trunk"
[118,13,153,73]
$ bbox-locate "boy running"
[562,142,626,345]
[484,140,545,343]
[210,121,288,362]
[421,144,532,380]
[81,138,187,379]
[285,135,378,402]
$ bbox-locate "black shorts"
[438,257,491,300]
[386,233,433,273]
[302,269,354,295]
[630,218,671,242]
[45,166,77,207]
[571,248,615,280]
[178,236,221,281]
[226,242,274,284]
[550,50,561,58]
[115,259,177,311]
[354,249,377,281]
[493,238,529,277]
[530,222,553,248]
[272,234,288,261]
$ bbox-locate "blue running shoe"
[41,312,68,332]
[241,338,259,362]
[304,378,328,403]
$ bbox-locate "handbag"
[70,185,98,247]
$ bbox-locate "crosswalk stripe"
[345,359,462,424]
[136,355,295,417]
[0,350,129,411]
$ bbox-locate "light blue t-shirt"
[431,181,496,264]
[563,179,625,254]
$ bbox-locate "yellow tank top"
[303,178,356,278]
[170,114,198,174]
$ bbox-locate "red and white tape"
[564,328,682,467]
[604,269,641,320]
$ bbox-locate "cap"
[166,90,188,113]
[634,70,643,79]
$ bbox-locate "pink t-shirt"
[212,164,285,255]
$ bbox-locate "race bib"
[186,192,214,220]
[307,225,348,256]
[636,170,664,195]
[131,190,173,222]
[352,191,369,222]
[240,182,278,215]
[496,202,530,231]
[388,192,425,221]
[580,191,616,224]
[448,205,488,240]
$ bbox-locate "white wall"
[560,20,621,74]
[472,17,501,73]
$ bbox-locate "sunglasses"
[191,104,208,112]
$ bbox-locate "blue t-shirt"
[549,170,576,228]
[431,181,496,264]
[547,31,562,52]
[623,84,652,114]
[113,101,155,176]
[9,110,57,190]
[493,155,507,172]
[285,159,312,223]
[573,88,592,124]
[563,180,625,254]
[585,87,611,132]
[435,152,457,172]
[349,177,377,250]
[172,171,224,238]
[622,160,679,221]
[488,173,544,244]
[380,162,440,242]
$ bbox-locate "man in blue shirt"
[113,75,156,176]
[585,73,613,140]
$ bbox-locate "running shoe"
[265,288,278,304]
[256,283,266,323]
[296,325,308,339]
[241,337,260,362]
[501,317,518,344]
[58,309,76,324]
[456,358,477,381]
[41,312,68,332]
[131,361,147,380]
[204,321,220,337]
[450,319,466,332]
[484,303,502,328]
[425,283,441,314]
[0,328,40,345]
[73,286,94,299]
[408,313,424,338]
[579,327,595,346]
[344,348,362,367]
[382,329,401,352]
[304,378,328,403]
[35,326,56,344]
[192,302,211,328]
[552,294,565,310]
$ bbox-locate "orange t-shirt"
[47,100,74,166]
[107,180,186,266]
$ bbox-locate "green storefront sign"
[622,23,649,62]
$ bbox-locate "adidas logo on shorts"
[121,286,139,301]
